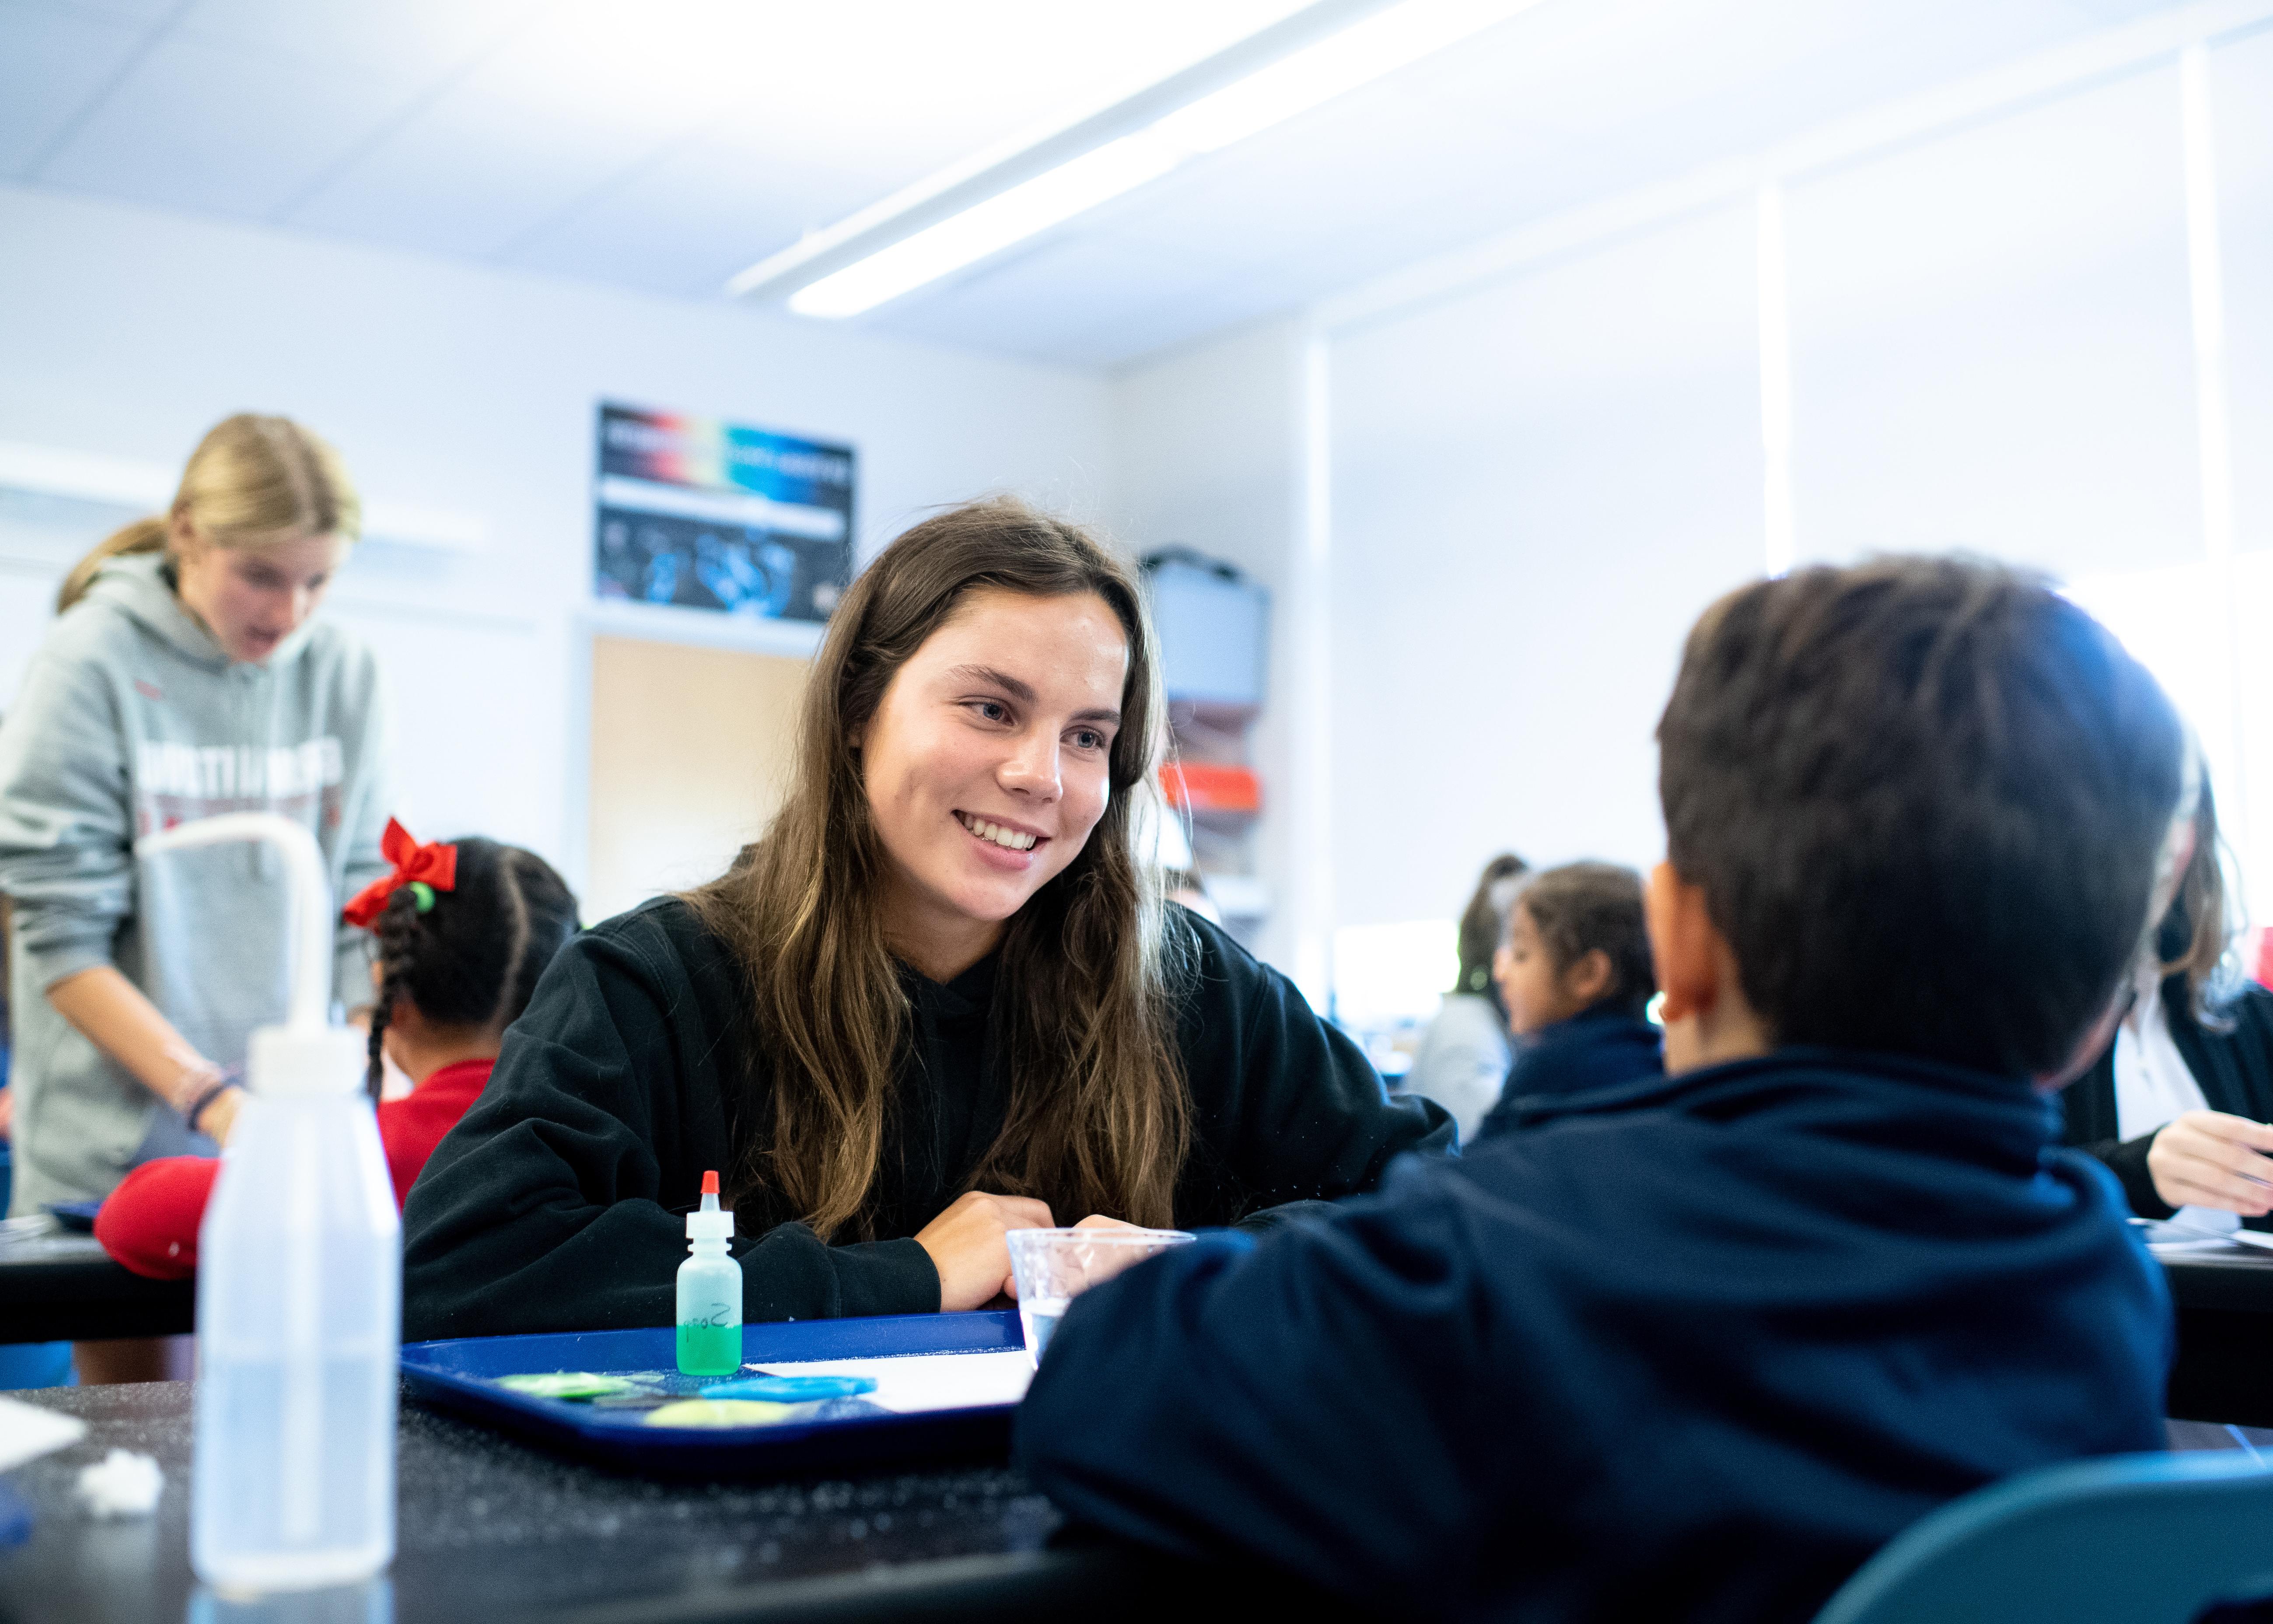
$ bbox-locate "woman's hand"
[915,1190,1055,1311]
[1072,1214,1140,1232]
[2147,1110,2273,1215]
[194,1086,244,1148]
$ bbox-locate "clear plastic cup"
[1005,1226,1195,1367]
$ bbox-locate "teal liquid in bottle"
[676,1171,742,1378]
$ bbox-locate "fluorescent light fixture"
[736,0,1541,318]
[789,136,1182,318]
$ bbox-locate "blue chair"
[1815,1452,2273,1624]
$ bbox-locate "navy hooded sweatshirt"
[1473,1006,1663,1142]
[1015,1049,2170,1624]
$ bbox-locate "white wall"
[0,185,1114,903]
[1105,318,1308,975]
[1107,24,2273,1023]
[1786,64,2199,576]
[1330,203,1765,932]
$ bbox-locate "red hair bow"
[342,818,458,927]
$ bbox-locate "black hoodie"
[2061,976,2273,1220]
[401,898,1450,1340]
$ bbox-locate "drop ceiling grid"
[0,0,2216,369]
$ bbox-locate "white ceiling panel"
[0,3,153,177]
[879,231,1252,364]
[608,0,1314,209]
[861,0,2154,359]
[30,0,181,24]
[0,0,2217,370]
[170,0,545,97]
[1085,79,1553,274]
[1048,276,1308,370]
[279,10,738,258]
[1404,0,2092,144]
[33,32,421,214]
[500,133,888,299]
[287,0,1311,269]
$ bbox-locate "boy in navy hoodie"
[1474,860,1663,1140]
[1017,558,2186,1623]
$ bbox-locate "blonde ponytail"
[56,518,167,613]
[56,414,361,614]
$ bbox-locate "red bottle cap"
[701,1170,720,1197]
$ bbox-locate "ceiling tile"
[870,231,1247,361]
[283,88,701,261]
[1067,278,1304,370]
[497,125,893,299]
[288,0,1313,266]
[0,3,152,177]
[870,0,2126,364]
[31,0,182,23]
[0,0,2204,372]
[170,0,545,100]
[33,32,420,213]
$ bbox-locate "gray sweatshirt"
[0,552,390,1212]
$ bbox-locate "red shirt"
[94,1058,493,1281]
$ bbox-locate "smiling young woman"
[402,497,1451,1336]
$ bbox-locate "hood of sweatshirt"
[81,551,322,671]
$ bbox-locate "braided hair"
[365,839,580,1098]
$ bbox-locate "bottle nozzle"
[687,1170,732,1242]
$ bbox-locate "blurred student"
[2062,779,2273,1228]
[1017,558,2183,1623]
[1400,852,1525,1141]
[1471,860,1660,1141]
[402,499,1448,1341]
[0,414,389,1383]
[95,831,576,1279]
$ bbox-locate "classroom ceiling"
[0,0,2195,371]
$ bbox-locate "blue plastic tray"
[401,1310,1028,1477]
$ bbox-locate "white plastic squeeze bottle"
[677,1171,742,1376]
[143,814,399,1592]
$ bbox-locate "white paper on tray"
[750,1351,1034,1414]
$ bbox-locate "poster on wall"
[593,403,856,622]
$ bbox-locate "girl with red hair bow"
[97,831,577,1281]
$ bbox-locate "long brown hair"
[2158,776,2234,1024]
[685,497,1191,1239]
[58,414,360,613]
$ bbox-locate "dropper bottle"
[677,1171,742,1376]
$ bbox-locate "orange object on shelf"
[1161,761,1261,814]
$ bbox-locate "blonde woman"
[0,416,391,1280]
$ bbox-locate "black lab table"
[0,1380,1352,1624]
[2159,1246,2273,1428]
[0,1222,193,1344]
[10,1215,2273,1420]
